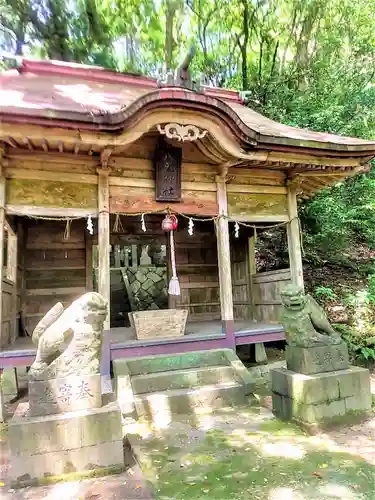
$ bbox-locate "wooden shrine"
[0,57,375,362]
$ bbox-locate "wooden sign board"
[154,139,182,202]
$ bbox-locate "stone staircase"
[113,349,255,423]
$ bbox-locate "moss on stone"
[10,464,125,489]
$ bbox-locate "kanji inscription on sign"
[154,139,182,202]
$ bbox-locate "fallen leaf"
[312,472,323,478]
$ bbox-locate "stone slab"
[9,440,124,484]
[28,374,102,417]
[135,383,249,421]
[113,360,135,416]
[1,367,19,398]
[272,391,371,424]
[271,365,372,425]
[337,367,371,399]
[0,383,5,423]
[285,343,349,374]
[255,343,268,363]
[124,349,231,376]
[131,366,238,394]
[8,401,122,456]
[271,366,371,405]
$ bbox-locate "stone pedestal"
[1,368,19,400]
[28,374,102,417]
[271,343,372,428]
[8,401,124,486]
[285,344,349,374]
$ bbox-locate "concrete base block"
[114,349,256,424]
[131,366,238,394]
[124,349,231,376]
[285,344,349,375]
[135,383,249,420]
[8,401,124,484]
[113,359,135,416]
[0,384,5,423]
[255,343,268,363]
[271,366,372,425]
[1,367,19,399]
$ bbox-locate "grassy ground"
[128,405,375,500]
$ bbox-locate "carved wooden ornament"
[157,123,207,142]
[154,138,182,202]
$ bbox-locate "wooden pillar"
[85,231,93,292]
[287,183,304,290]
[0,151,5,421]
[17,219,25,339]
[0,154,5,346]
[248,236,256,319]
[97,168,111,330]
[9,228,18,344]
[216,174,235,348]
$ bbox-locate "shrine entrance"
[92,215,169,328]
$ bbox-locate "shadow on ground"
[127,405,375,500]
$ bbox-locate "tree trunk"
[165,0,175,71]
[241,0,249,90]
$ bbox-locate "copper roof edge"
[1,58,375,155]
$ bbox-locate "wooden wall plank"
[227,185,287,194]
[109,176,217,192]
[7,179,98,209]
[23,219,87,334]
[6,168,98,184]
[110,186,218,215]
[231,238,251,320]
[252,268,291,323]
[228,193,288,218]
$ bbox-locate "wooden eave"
[2,88,375,154]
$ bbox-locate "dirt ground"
[1,373,374,499]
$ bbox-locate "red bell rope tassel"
[162,214,181,296]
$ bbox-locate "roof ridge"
[18,58,158,88]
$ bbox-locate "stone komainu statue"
[28,292,108,381]
[280,284,342,348]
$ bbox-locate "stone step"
[134,382,250,420]
[131,365,238,394]
[124,349,232,376]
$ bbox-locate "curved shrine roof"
[1,58,375,154]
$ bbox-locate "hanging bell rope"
[168,229,180,296]
[87,215,94,235]
[112,214,124,233]
[188,217,194,236]
[234,221,240,238]
[141,214,147,232]
[63,219,72,240]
